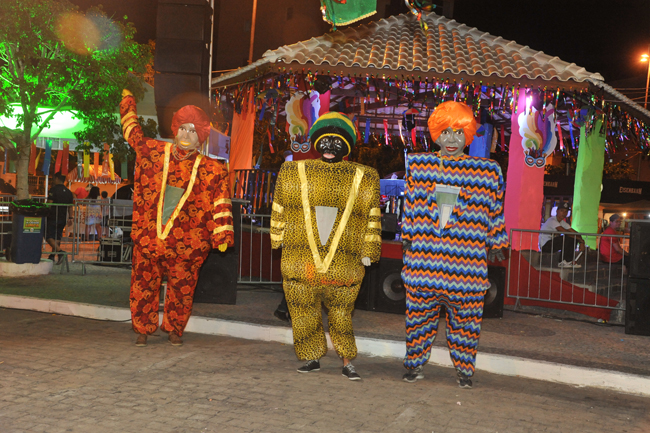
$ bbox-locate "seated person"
[539,202,584,268]
[599,214,629,265]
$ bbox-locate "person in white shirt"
[539,202,585,268]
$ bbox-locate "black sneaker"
[402,365,424,383]
[456,371,473,389]
[297,360,320,373]
[342,363,361,381]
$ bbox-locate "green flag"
[321,0,376,27]
[572,120,606,249]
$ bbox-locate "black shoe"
[402,365,424,383]
[342,363,361,381]
[456,371,473,389]
[56,251,65,265]
[273,308,291,322]
[297,360,320,373]
[48,254,55,261]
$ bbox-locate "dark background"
[70,0,650,82]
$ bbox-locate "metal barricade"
[237,212,282,285]
[508,228,628,318]
[69,199,134,273]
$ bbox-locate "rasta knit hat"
[309,112,357,156]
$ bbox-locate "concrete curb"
[2,294,649,397]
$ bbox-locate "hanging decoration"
[28,142,37,175]
[42,139,52,176]
[83,148,90,179]
[285,91,314,158]
[518,104,557,168]
[320,0,377,30]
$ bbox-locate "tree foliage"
[0,0,151,198]
[603,159,636,180]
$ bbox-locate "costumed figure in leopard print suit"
[120,89,234,347]
[401,101,509,388]
[270,112,381,381]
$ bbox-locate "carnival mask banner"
[504,92,546,250]
[286,92,320,161]
[518,104,557,168]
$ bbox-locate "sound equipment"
[155,0,213,138]
[381,213,398,240]
[629,222,650,280]
[99,239,125,262]
[483,265,506,319]
[194,200,242,304]
[355,258,405,314]
[355,260,506,318]
[625,278,650,336]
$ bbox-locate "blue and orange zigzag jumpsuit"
[401,153,509,375]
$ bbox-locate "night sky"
[70,0,650,83]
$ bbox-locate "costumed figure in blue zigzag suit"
[401,101,509,389]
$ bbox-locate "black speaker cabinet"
[194,200,241,304]
[629,222,650,280]
[155,0,213,138]
[625,278,650,336]
[483,265,506,319]
[355,258,406,314]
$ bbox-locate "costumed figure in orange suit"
[120,89,234,347]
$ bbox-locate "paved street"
[2,308,649,433]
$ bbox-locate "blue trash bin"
[9,200,49,265]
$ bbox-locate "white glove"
[361,257,371,266]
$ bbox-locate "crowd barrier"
[508,228,628,319]
[2,192,630,320]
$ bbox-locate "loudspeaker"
[625,278,650,336]
[483,266,506,319]
[355,258,405,314]
[629,222,650,280]
[355,260,506,318]
[154,0,213,138]
[194,201,241,304]
[373,257,406,314]
[381,213,398,240]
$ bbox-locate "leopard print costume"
[270,159,381,360]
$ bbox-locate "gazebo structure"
[213,12,650,150]
[212,12,648,320]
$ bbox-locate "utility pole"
[247,0,258,64]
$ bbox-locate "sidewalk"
[1,263,650,396]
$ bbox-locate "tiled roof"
[213,12,604,86]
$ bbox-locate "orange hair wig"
[427,101,478,145]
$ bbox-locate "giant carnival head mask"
[171,105,211,151]
[428,101,478,157]
[310,112,357,163]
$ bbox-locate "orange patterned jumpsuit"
[120,94,234,337]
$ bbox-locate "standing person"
[85,186,103,242]
[270,112,382,381]
[45,173,73,264]
[401,101,509,388]
[539,202,585,268]
[120,89,234,347]
[599,214,628,265]
[100,191,110,238]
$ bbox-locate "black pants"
[541,234,579,263]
